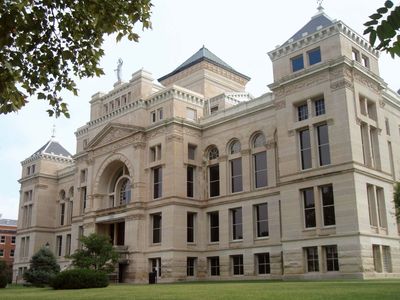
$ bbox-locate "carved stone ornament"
[354,73,379,93]
[275,100,286,110]
[330,79,353,91]
[265,139,276,149]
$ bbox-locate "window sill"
[150,243,161,246]
[230,239,243,243]
[208,242,219,245]
[254,236,270,241]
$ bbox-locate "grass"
[1,280,400,300]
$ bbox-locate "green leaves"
[0,0,153,118]
[364,1,400,58]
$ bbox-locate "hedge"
[50,268,109,290]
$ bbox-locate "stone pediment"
[87,123,144,150]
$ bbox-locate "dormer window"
[308,48,321,65]
[291,55,304,72]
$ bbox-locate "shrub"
[51,268,109,290]
[23,247,60,287]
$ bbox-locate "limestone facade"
[14,9,400,282]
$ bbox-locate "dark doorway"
[119,263,127,283]
[116,222,125,245]
[109,223,115,245]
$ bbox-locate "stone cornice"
[21,153,74,166]
[268,21,378,61]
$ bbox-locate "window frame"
[320,185,335,227]
[291,54,304,72]
[305,246,319,272]
[302,188,316,229]
[255,203,269,238]
[153,167,162,199]
[231,207,243,241]
[231,255,244,276]
[209,211,219,243]
[151,213,162,244]
[307,47,321,66]
[299,128,312,170]
[256,253,271,275]
[316,123,331,166]
[187,212,196,243]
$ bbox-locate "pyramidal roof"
[283,6,334,46]
[158,46,250,82]
[30,139,72,159]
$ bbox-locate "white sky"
[0,0,399,219]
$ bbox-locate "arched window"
[59,190,66,200]
[206,146,220,197]
[208,146,219,160]
[251,133,267,188]
[230,140,241,154]
[228,140,242,193]
[108,166,131,207]
[253,133,266,148]
[119,178,131,205]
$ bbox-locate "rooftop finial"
[51,124,56,139]
[317,0,324,13]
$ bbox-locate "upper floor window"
[291,54,304,72]
[229,140,242,193]
[308,48,321,65]
[188,144,196,160]
[316,124,331,166]
[253,133,265,148]
[231,207,243,240]
[297,103,308,121]
[299,129,312,170]
[255,203,269,237]
[151,111,156,123]
[321,185,335,226]
[314,98,325,116]
[210,106,219,114]
[153,167,162,199]
[187,166,195,198]
[150,144,162,162]
[187,212,196,243]
[230,140,241,154]
[302,188,316,228]
[157,108,163,120]
[208,146,219,160]
[362,55,370,69]
[209,211,219,242]
[352,48,360,62]
[186,108,197,121]
[152,213,162,243]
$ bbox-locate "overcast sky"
[1,0,399,219]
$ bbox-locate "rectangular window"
[56,235,62,257]
[209,211,219,242]
[187,166,194,198]
[382,246,392,273]
[385,118,390,135]
[232,255,244,275]
[231,207,243,240]
[187,257,196,276]
[209,165,220,197]
[187,212,195,243]
[60,203,65,226]
[352,48,360,62]
[157,108,163,120]
[376,187,387,229]
[367,184,378,227]
[255,203,269,237]
[81,187,87,213]
[27,166,31,176]
[11,236,16,244]
[151,111,156,123]
[308,48,321,65]
[152,213,162,244]
[325,245,339,271]
[231,158,243,193]
[305,247,319,272]
[150,145,161,162]
[78,226,84,249]
[317,124,331,166]
[321,185,335,226]
[188,144,196,160]
[291,55,304,72]
[303,188,316,228]
[24,190,33,202]
[373,244,382,272]
[256,253,271,274]
[210,106,218,114]
[0,249,3,257]
[299,129,312,169]
[153,167,162,199]
[31,164,35,174]
[297,103,308,121]
[362,55,370,68]
[65,234,71,256]
[186,108,197,121]
[314,98,325,116]
[80,169,87,183]
[10,249,15,257]
[209,257,220,276]
[0,236,4,243]
[254,152,267,188]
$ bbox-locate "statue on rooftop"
[115,58,123,82]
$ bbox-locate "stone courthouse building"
[14,7,400,282]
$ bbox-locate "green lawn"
[1,280,400,300]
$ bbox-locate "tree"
[393,182,400,220]
[364,1,400,58]
[23,247,60,287]
[0,260,12,288]
[0,0,152,117]
[69,233,118,273]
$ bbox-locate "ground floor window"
[324,245,339,272]
[187,257,196,277]
[208,256,220,276]
[305,247,319,272]
[150,258,161,278]
[232,255,244,275]
[256,253,270,274]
